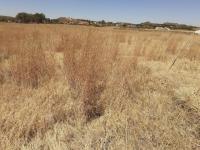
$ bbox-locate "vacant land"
[0,23,200,150]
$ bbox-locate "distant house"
[195,30,200,35]
[155,27,170,31]
[115,22,136,28]
[78,20,89,25]
[164,27,170,31]
[57,17,73,24]
[115,22,124,27]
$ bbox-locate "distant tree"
[16,12,33,23]
[45,18,51,24]
[107,22,114,26]
[16,12,46,23]
[50,19,59,24]
[33,13,46,23]
[101,20,106,25]
[0,16,15,22]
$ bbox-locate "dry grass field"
[0,23,200,150]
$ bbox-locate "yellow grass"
[0,23,200,149]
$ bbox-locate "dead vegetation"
[0,23,199,149]
[10,33,55,88]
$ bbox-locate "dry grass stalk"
[62,29,120,121]
[10,32,55,88]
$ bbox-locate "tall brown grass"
[0,23,200,150]
[61,29,120,121]
[8,32,55,88]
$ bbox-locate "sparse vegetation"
[0,23,199,149]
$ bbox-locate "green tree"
[101,20,106,25]
[33,13,46,23]
[16,12,46,23]
[16,12,33,23]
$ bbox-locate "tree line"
[16,12,47,23]
[0,12,198,31]
[136,21,197,31]
[0,12,49,23]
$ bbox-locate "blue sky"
[0,0,200,26]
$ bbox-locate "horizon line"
[0,12,199,27]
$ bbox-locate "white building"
[155,27,170,31]
[195,30,200,34]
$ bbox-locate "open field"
[0,23,200,150]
